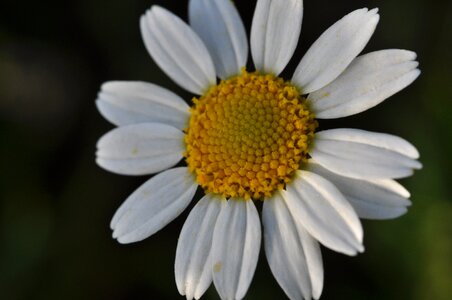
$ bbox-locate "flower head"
[185,70,318,200]
[95,0,421,299]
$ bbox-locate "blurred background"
[0,0,451,299]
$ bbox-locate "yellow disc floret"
[184,70,317,200]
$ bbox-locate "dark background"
[0,0,451,299]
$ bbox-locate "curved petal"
[308,50,420,119]
[308,161,412,220]
[189,0,248,79]
[111,167,197,244]
[282,171,364,255]
[175,194,227,300]
[263,192,323,300]
[212,199,261,300]
[140,6,216,94]
[96,81,189,130]
[311,128,422,180]
[251,0,303,75]
[96,123,184,176]
[292,8,379,93]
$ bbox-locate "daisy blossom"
[95,0,421,299]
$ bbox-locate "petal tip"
[413,160,423,170]
[413,68,421,79]
[117,234,141,244]
[358,244,365,253]
[150,4,163,13]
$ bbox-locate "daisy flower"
[95,0,421,299]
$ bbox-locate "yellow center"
[184,70,317,200]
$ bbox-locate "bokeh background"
[1,0,451,299]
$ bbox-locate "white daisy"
[95,0,421,299]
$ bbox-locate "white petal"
[311,128,422,179]
[96,81,189,130]
[212,199,261,300]
[308,161,411,220]
[175,194,226,300]
[96,123,184,176]
[308,50,420,119]
[251,0,303,75]
[111,167,197,244]
[263,192,323,300]
[292,8,380,93]
[189,0,248,79]
[283,171,364,255]
[140,6,216,94]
